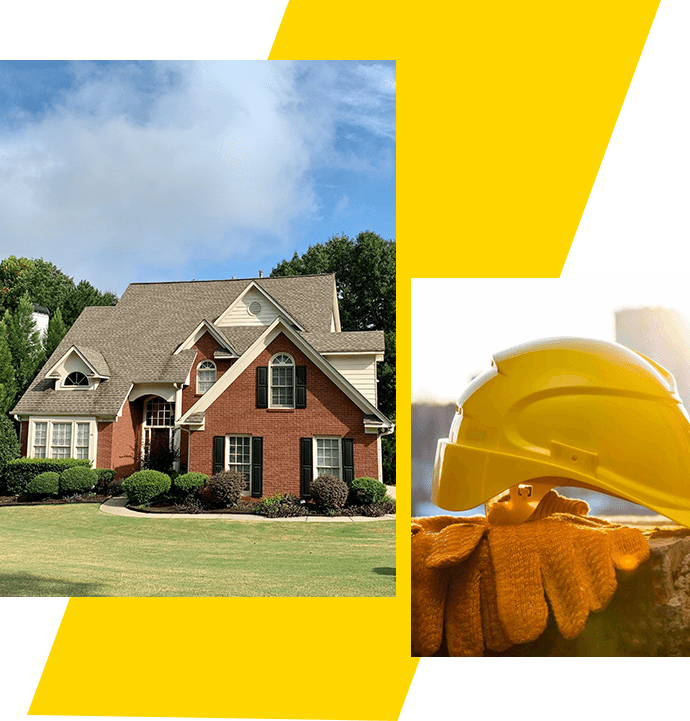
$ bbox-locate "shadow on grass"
[373,567,396,576]
[0,573,105,597]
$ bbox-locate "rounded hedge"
[26,471,59,498]
[348,476,387,506]
[310,474,348,509]
[122,470,171,505]
[208,470,246,507]
[173,472,208,497]
[59,466,98,496]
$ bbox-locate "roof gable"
[178,318,392,427]
[214,282,306,330]
[45,345,110,379]
[174,320,238,356]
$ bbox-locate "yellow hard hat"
[432,337,690,527]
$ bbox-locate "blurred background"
[411,279,690,518]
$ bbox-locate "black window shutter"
[300,437,313,498]
[342,438,354,485]
[256,366,268,408]
[295,366,307,408]
[251,437,263,497]
[213,436,225,475]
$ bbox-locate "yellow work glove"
[412,490,651,655]
[411,515,487,656]
[487,509,651,644]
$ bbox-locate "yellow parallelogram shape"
[31,1,659,719]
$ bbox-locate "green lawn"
[0,505,395,597]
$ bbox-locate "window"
[75,423,90,459]
[227,435,251,494]
[63,371,89,387]
[314,437,341,478]
[29,419,96,461]
[270,353,295,408]
[33,422,47,458]
[197,360,216,394]
[143,397,175,462]
[51,423,72,458]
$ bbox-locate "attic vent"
[248,301,262,316]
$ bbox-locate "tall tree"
[4,294,45,396]
[43,306,67,359]
[0,317,18,416]
[271,231,396,482]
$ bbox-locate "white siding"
[217,287,281,327]
[327,354,378,405]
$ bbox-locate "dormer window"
[270,353,295,408]
[197,360,217,394]
[64,372,89,388]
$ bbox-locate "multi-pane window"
[64,371,89,387]
[30,420,95,461]
[227,435,251,492]
[315,437,341,478]
[33,422,47,458]
[270,353,294,408]
[145,398,174,427]
[197,360,217,393]
[75,423,90,459]
[51,423,72,459]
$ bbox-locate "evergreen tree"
[4,294,45,396]
[0,317,18,415]
[43,306,67,359]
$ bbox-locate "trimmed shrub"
[208,470,246,507]
[59,466,98,496]
[310,474,348,509]
[122,470,171,505]
[94,468,119,496]
[26,471,59,498]
[173,472,208,497]
[348,477,387,506]
[257,494,308,518]
[3,458,91,496]
[0,416,20,478]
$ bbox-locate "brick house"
[12,274,394,497]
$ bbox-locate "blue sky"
[0,60,395,297]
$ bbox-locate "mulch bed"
[0,495,111,507]
[127,503,394,518]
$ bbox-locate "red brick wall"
[188,333,380,496]
[19,421,28,456]
[181,331,233,415]
[98,397,143,479]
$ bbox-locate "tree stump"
[486,518,690,656]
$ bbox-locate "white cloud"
[0,60,395,294]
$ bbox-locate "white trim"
[332,278,342,332]
[226,433,252,496]
[174,320,237,356]
[116,385,134,419]
[129,384,177,403]
[27,417,98,464]
[215,281,306,331]
[45,345,109,380]
[313,436,342,480]
[269,352,295,409]
[320,352,384,361]
[178,318,392,429]
[377,436,383,483]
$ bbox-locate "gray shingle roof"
[13,274,382,418]
[302,331,385,353]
